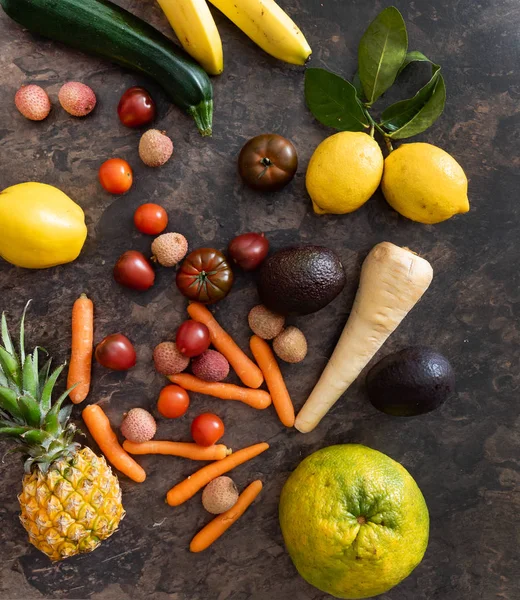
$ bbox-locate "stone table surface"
[0,0,519,599]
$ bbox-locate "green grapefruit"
[279,444,429,599]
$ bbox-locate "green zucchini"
[0,0,213,135]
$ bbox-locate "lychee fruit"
[151,232,188,267]
[15,85,51,121]
[192,350,230,382]
[248,305,285,340]
[273,326,307,363]
[58,82,97,117]
[120,408,156,443]
[202,476,239,514]
[153,341,190,375]
[139,129,173,167]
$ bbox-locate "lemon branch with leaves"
[304,7,446,153]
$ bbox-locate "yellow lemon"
[381,143,469,224]
[279,444,429,599]
[0,182,87,269]
[306,132,384,214]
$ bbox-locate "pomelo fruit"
[279,444,429,599]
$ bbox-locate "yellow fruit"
[0,182,87,269]
[306,132,384,215]
[208,0,311,65]
[381,143,469,224]
[157,0,223,76]
[20,448,125,561]
[279,444,429,599]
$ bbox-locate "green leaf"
[38,356,51,392]
[58,404,73,427]
[381,63,441,131]
[398,50,432,75]
[0,386,23,420]
[17,395,41,427]
[1,312,16,357]
[387,74,446,139]
[0,347,22,390]
[304,68,369,132]
[44,387,75,435]
[22,355,38,399]
[352,71,365,100]
[41,363,65,414]
[358,7,408,106]
[19,301,31,365]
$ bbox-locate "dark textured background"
[0,0,519,599]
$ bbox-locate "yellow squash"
[0,182,87,269]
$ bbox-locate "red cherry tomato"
[113,251,155,291]
[191,413,224,446]
[95,334,136,371]
[99,158,133,194]
[117,86,156,128]
[134,203,168,235]
[176,320,211,357]
[157,385,190,418]
[228,233,269,271]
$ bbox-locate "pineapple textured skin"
[19,447,125,561]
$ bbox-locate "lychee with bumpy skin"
[15,85,51,121]
[58,82,97,117]
[202,476,239,514]
[192,350,230,382]
[273,326,307,363]
[153,341,190,375]
[120,408,157,443]
[248,305,285,340]
[139,129,173,167]
[151,232,188,267]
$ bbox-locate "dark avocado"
[258,245,346,316]
[366,347,455,416]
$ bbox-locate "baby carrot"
[166,442,268,506]
[190,480,263,552]
[169,373,271,409]
[67,294,94,404]
[187,302,264,389]
[250,335,295,427]
[82,404,146,483]
[123,440,232,460]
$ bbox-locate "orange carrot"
[250,335,295,427]
[123,440,232,460]
[187,302,264,389]
[67,294,94,404]
[190,480,263,552]
[82,404,146,483]
[166,442,268,506]
[169,373,271,409]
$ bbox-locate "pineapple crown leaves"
[0,302,79,473]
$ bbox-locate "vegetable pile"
[0,1,467,596]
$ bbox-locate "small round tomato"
[176,320,211,357]
[157,385,190,418]
[238,134,298,191]
[118,86,156,128]
[191,413,224,446]
[134,203,168,235]
[95,334,136,370]
[176,248,234,304]
[99,158,133,194]
[114,250,155,291]
[228,233,269,271]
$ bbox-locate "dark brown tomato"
[238,134,298,191]
[176,248,234,304]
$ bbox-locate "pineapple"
[0,303,125,561]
